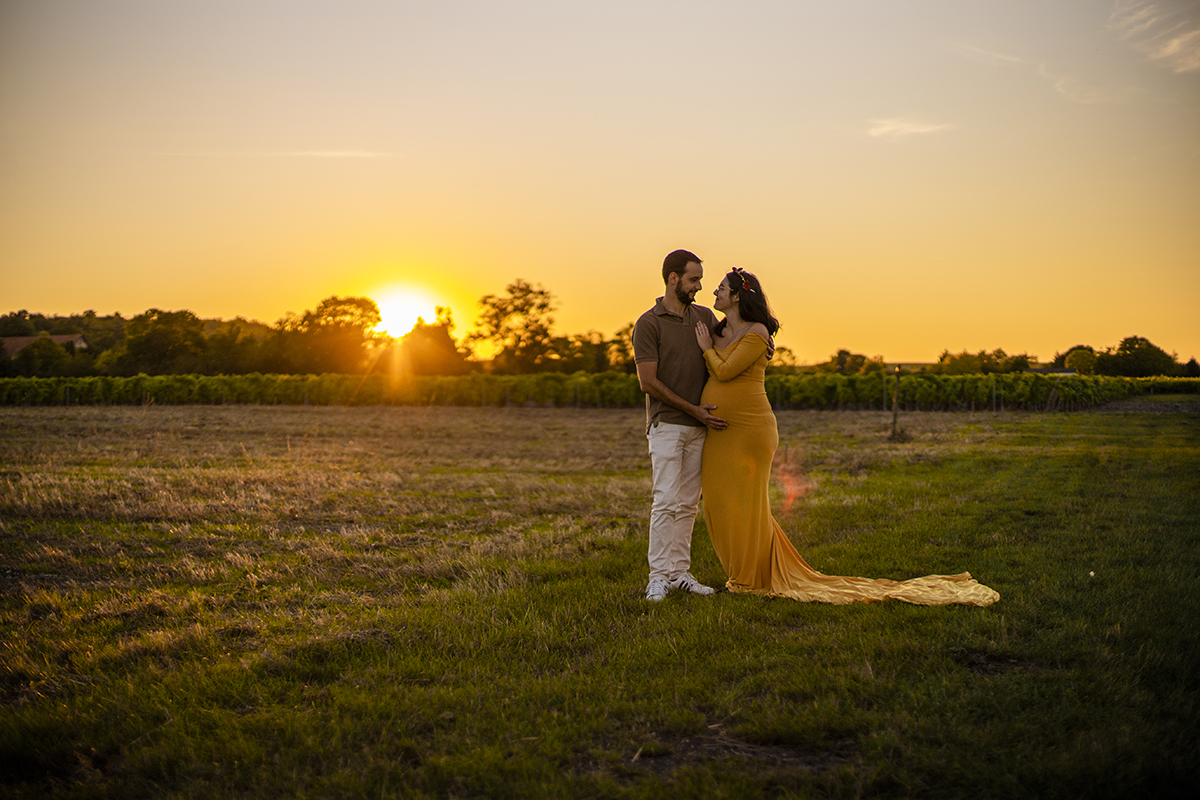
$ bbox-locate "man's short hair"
[662,249,702,284]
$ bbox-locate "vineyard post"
[891,366,900,438]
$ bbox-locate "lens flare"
[773,447,813,514]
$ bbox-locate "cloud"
[1036,65,1110,104]
[867,118,953,139]
[955,40,1117,103]
[1109,0,1200,73]
[1152,26,1200,72]
[1109,0,1164,38]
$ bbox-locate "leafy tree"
[13,336,69,377]
[0,311,36,337]
[931,348,1031,375]
[766,345,800,375]
[395,307,472,375]
[119,309,207,374]
[203,322,267,375]
[1064,349,1097,375]
[998,352,1032,372]
[306,296,381,332]
[817,348,888,375]
[1053,344,1094,369]
[606,322,636,374]
[546,331,609,373]
[66,311,126,354]
[272,296,382,374]
[818,349,864,375]
[933,349,982,375]
[1095,336,1177,377]
[860,355,886,374]
[1183,358,1200,378]
[467,279,557,373]
[811,349,885,375]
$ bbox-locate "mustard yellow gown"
[700,333,999,606]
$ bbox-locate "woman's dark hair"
[714,268,780,337]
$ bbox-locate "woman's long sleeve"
[703,333,770,381]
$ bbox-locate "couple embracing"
[633,250,999,607]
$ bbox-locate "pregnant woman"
[696,267,998,606]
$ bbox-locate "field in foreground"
[1,406,1197,798]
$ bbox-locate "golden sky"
[2,0,1197,363]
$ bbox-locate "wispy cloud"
[1109,0,1163,37]
[1109,0,1200,73]
[954,41,1117,103]
[867,118,953,139]
[1152,26,1200,71]
[1036,65,1110,104]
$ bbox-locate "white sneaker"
[645,577,669,602]
[670,572,715,596]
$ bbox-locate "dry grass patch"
[1,406,1196,798]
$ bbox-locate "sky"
[1,0,1197,363]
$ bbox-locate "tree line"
[776,340,1198,379]
[2,279,1196,379]
[0,281,635,379]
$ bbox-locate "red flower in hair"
[730,267,755,294]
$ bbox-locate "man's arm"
[636,361,727,430]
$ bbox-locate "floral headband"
[730,267,756,294]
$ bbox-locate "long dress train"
[700,333,999,606]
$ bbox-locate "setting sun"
[374,287,439,337]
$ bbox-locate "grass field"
[1,406,1197,798]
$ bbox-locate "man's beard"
[675,283,694,305]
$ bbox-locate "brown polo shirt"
[633,297,719,432]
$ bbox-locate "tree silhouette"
[14,336,70,377]
[0,311,36,337]
[273,296,383,375]
[1052,344,1094,368]
[1095,336,1177,377]
[467,279,557,373]
[1064,349,1097,375]
[930,348,1032,375]
[120,309,207,374]
[606,322,636,374]
[396,307,472,375]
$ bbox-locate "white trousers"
[647,422,707,581]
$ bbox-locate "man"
[632,249,727,602]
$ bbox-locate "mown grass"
[1,406,1197,798]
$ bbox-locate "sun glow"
[374,288,439,337]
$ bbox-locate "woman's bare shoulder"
[745,323,771,340]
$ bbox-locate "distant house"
[1,334,88,359]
